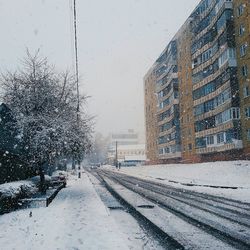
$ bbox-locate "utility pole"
[73,0,81,178]
[73,0,80,121]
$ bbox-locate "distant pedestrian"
[118,162,121,170]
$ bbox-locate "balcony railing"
[196,140,243,154]
[159,151,181,159]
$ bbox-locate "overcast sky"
[0,0,200,138]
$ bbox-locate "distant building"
[107,130,145,165]
[110,129,139,146]
[117,144,146,165]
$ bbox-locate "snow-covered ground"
[103,161,250,202]
[0,172,130,250]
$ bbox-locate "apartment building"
[144,0,250,164]
[144,66,158,163]
[177,21,199,163]
[233,0,250,157]
[155,40,181,163]
[191,0,243,161]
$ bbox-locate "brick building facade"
[144,0,250,164]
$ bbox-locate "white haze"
[0,0,200,138]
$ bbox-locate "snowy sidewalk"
[0,172,129,250]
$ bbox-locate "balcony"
[196,139,243,154]
[192,44,227,76]
[158,126,176,138]
[192,22,227,60]
[156,73,178,92]
[193,80,230,107]
[195,120,234,138]
[193,61,229,91]
[194,99,231,123]
[159,151,181,160]
[192,0,233,44]
[158,98,179,113]
[158,113,175,126]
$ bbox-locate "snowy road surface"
[0,173,129,250]
[104,161,250,202]
[97,169,250,249]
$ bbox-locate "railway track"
[95,169,250,250]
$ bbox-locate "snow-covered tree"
[86,133,109,165]
[0,51,92,187]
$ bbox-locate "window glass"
[217,132,225,143]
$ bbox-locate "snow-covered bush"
[0,180,37,213]
[0,181,37,200]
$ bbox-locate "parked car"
[51,172,67,187]
[30,175,51,189]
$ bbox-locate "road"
[92,168,250,250]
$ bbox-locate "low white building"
[110,129,139,146]
[107,130,145,165]
[117,144,146,161]
[107,143,146,165]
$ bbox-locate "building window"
[240,43,247,57]
[243,86,250,97]
[188,144,192,151]
[242,65,248,77]
[239,24,245,36]
[218,48,236,68]
[231,107,240,119]
[217,132,225,144]
[237,4,244,16]
[247,129,250,141]
[207,135,214,145]
[215,107,240,125]
[245,107,250,118]
[195,137,206,148]
[219,49,228,67]
[159,148,164,155]
[202,49,212,63]
[165,147,170,153]
[192,57,200,69]
[171,145,176,153]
